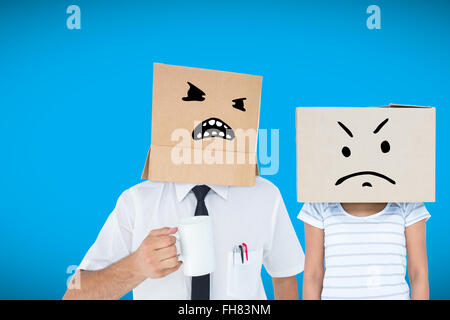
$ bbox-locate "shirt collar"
[174,182,229,202]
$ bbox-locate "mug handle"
[173,231,184,262]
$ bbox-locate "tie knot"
[192,185,211,201]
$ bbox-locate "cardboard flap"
[143,145,258,186]
[389,103,432,108]
[142,145,260,180]
[141,147,151,180]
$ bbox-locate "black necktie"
[191,185,211,300]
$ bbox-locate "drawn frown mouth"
[192,117,235,141]
[335,171,396,186]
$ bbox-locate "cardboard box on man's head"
[142,63,262,186]
[296,105,436,202]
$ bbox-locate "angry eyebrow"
[373,118,389,134]
[337,121,353,138]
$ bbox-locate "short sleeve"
[263,192,305,277]
[297,203,324,229]
[78,190,135,271]
[404,202,431,227]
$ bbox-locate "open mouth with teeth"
[192,117,235,141]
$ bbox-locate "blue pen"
[238,245,244,264]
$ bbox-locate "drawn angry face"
[296,106,435,202]
[149,63,262,163]
[181,81,247,141]
[335,118,396,188]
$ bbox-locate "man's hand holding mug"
[132,227,182,279]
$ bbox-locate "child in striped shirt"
[298,202,430,300]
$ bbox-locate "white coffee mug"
[176,216,215,277]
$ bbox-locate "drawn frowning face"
[296,106,435,202]
[335,118,396,188]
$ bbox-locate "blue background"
[0,0,449,299]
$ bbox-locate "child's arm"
[272,276,299,300]
[302,223,325,299]
[405,220,429,300]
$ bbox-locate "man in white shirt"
[63,63,304,299]
[63,177,303,299]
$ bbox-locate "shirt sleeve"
[263,191,305,277]
[78,190,135,271]
[404,202,431,227]
[297,202,324,229]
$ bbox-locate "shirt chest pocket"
[226,248,263,298]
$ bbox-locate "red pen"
[242,243,248,261]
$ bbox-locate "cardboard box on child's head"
[142,63,262,186]
[296,105,436,202]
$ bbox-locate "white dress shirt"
[78,176,304,299]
